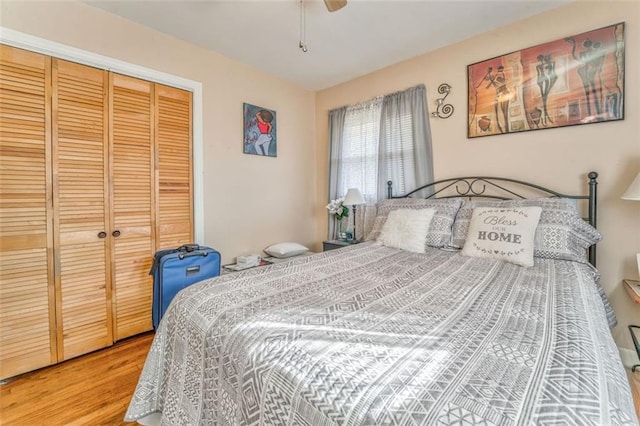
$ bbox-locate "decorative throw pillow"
[263,242,309,258]
[366,198,462,248]
[461,206,542,267]
[450,198,602,263]
[378,208,436,253]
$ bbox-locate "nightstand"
[623,279,640,372]
[323,239,358,251]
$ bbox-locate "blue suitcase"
[150,244,221,328]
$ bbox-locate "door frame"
[0,27,205,244]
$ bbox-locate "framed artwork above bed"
[467,22,625,138]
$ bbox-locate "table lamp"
[622,172,640,201]
[622,171,640,277]
[343,188,365,241]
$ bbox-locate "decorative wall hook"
[431,83,454,119]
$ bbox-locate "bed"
[125,173,638,425]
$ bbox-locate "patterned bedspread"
[125,242,637,425]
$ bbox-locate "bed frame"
[387,171,599,266]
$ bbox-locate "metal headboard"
[387,172,599,266]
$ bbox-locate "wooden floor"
[0,332,639,424]
[0,332,154,425]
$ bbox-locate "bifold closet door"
[0,46,56,379]
[155,85,193,249]
[110,74,154,339]
[0,46,195,380]
[52,59,113,360]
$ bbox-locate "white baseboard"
[619,347,639,369]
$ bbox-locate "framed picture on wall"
[467,22,625,138]
[243,103,277,157]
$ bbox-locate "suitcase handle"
[178,251,209,260]
[149,245,205,275]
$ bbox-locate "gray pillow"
[264,242,309,258]
[366,198,462,248]
[450,198,602,263]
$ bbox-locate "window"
[339,99,381,201]
[380,109,416,196]
[337,95,421,200]
[328,84,434,238]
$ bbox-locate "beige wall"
[0,0,318,263]
[316,0,640,352]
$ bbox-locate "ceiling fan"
[323,0,347,12]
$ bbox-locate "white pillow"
[377,208,435,253]
[264,242,309,258]
[461,206,542,267]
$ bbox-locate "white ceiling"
[87,0,572,91]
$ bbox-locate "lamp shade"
[343,188,365,205]
[622,172,640,200]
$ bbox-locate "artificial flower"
[326,198,349,220]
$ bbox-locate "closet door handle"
[112,230,121,237]
[98,231,107,239]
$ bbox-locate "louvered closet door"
[155,85,193,248]
[0,46,55,379]
[52,59,112,360]
[110,74,154,339]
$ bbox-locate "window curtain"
[378,84,434,199]
[328,99,382,240]
[327,84,434,240]
[327,106,347,240]
[339,98,382,202]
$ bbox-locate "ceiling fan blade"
[324,0,347,12]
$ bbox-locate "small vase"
[337,218,347,241]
